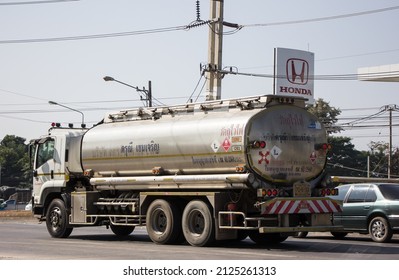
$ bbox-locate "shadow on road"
[67,230,399,258]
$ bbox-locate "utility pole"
[382,104,398,178]
[205,0,224,101]
[389,106,392,178]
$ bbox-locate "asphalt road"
[1,219,399,260]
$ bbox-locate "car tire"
[294,231,308,238]
[331,231,347,239]
[368,216,393,243]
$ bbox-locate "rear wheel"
[331,231,348,239]
[46,198,73,238]
[146,199,182,244]
[249,231,288,245]
[110,224,135,236]
[182,200,215,247]
[369,216,393,243]
[236,230,249,241]
[294,231,308,238]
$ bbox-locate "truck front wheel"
[46,198,73,238]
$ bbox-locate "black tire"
[294,231,308,238]
[331,231,348,239]
[249,231,288,245]
[110,224,135,236]
[182,200,215,247]
[369,216,393,243]
[236,230,249,241]
[146,199,182,244]
[46,198,73,238]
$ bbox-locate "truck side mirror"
[33,170,38,178]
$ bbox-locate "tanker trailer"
[30,95,342,246]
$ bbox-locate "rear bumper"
[218,210,343,233]
[260,197,342,215]
[259,225,343,234]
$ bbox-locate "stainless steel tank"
[81,96,327,184]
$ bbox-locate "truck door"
[32,137,56,206]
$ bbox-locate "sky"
[1,0,399,151]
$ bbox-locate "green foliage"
[366,141,399,177]
[306,99,397,178]
[326,136,368,177]
[306,98,342,134]
[0,135,31,188]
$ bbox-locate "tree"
[307,99,368,177]
[366,141,399,178]
[326,136,367,177]
[0,135,31,188]
[306,98,342,134]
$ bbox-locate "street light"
[48,101,86,128]
[103,76,152,107]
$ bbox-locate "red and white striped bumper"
[261,197,342,215]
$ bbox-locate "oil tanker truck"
[30,95,342,246]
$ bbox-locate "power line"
[0,25,187,44]
[0,114,51,123]
[0,0,78,5]
[242,5,399,28]
[326,162,399,178]
[208,68,399,81]
[240,48,399,71]
[341,110,387,126]
[0,88,48,101]
[1,5,398,44]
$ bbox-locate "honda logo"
[286,58,309,85]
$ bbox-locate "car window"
[346,185,369,203]
[333,184,351,201]
[378,184,399,200]
[365,188,377,202]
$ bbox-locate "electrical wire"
[0,114,52,123]
[2,4,396,44]
[0,0,78,5]
[342,110,387,125]
[186,75,204,103]
[0,25,188,44]
[326,162,399,178]
[194,78,207,102]
[242,5,399,28]
[207,68,399,81]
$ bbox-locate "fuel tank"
[81,96,328,184]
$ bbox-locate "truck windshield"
[36,139,55,168]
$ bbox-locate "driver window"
[36,139,55,168]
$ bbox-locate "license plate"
[293,182,311,197]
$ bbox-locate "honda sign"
[274,48,314,103]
